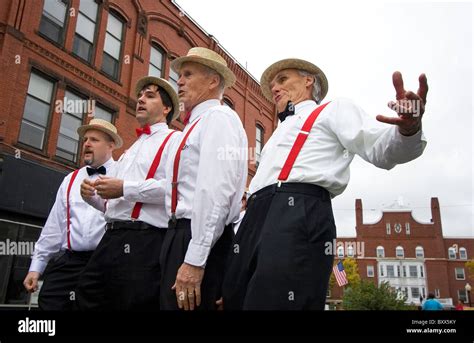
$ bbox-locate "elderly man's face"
[270,69,314,112]
[176,62,219,113]
[136,84,171,126]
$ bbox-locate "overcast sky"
[174,0,473,237]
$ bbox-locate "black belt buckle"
[169,214,177,229]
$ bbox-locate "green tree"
[343,280,414,310]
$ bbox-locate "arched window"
[223,97,234,109]
[459,247,467,259]
[376,246,385,258]
[255,124,264,166]
[337,246,344,258]
[347,245,354,257]
[396,246,404,258]
[415,246,424,258]
[448,247,456,259]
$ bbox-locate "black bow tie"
[278,101,295,122]
[86,166,106,176]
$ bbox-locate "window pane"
[59,112,81,139]
[18,121,45,148]
[455,268,465,279]
[56,148,75,161]
[411,287,420,298]
[76,13,95,42]
[73,34,92,62]
[387,265,395,277]
[42,0,67,26]
[93,106,112,122]
[150,47,163,70]
[459,249,467,259]
[58,135,79,156]
[101,53,118,79]
[64,91,86,117]
[168,68,179,92]
[107,13,123,39]
[79,0,98,21]
[28,73,54,103]
[39,16,62,43]
[23,96,50,126]
[104,34,121,59]
[409,266,417,277]
[149,65,161,78]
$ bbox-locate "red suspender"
[131,131,178,219]
[66,169,80,250]
[277,102,330,182]
[171,119,201,219]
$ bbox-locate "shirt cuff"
[184,241,211,267]
[123,180,140,202]
[29,259,48,275]
[395,127,424,142]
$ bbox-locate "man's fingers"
[188,290,195,311]
[376,114,403,126]
[417,73,428,104]
[195,287,201,307]
[392,71,406,100]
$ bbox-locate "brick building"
[0,0,275,306]
[328,198,474,308]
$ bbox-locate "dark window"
[73,0,99,62]
[18,72,55,150]
[39,0,69,45]
[223,98,234,109]
[101,12,125,80]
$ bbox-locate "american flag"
[333,261,348,287]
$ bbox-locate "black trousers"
[76,224,165,311]
[159,219,233,310]
[38,250,93,311]
[222,183,336,310]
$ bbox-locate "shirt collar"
[149,122,168,134]
[101,157,115,169]
[294,100,317,113]
[187,99,221,125]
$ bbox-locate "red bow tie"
[183,112,192,125]
[136,125,151,137]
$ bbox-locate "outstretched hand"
[376,71,428,136]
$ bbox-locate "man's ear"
[305,75,315,88]
[163,105,172,117]
[208,73,221,91]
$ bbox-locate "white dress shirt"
[164,99,248,267]
[249,98,427,197]
[29,158,115,274]
[233,210,246,235]
[87,123,181,228]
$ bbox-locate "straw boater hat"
[260,58,329,103]
[171,47,236,88]
[134,76,180,121]
[77,118,123,149]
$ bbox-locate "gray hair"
[298,70,322,104]
[202,65,225,98]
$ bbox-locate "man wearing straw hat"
[76,77,181,310]
[223,58,429,310]
[159,47,247,310]
[23,119,120,310]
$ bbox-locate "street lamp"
[465,283,472,307]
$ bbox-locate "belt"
[106,221,157,230]
[250,182,330,202]
[65,250,94,258]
